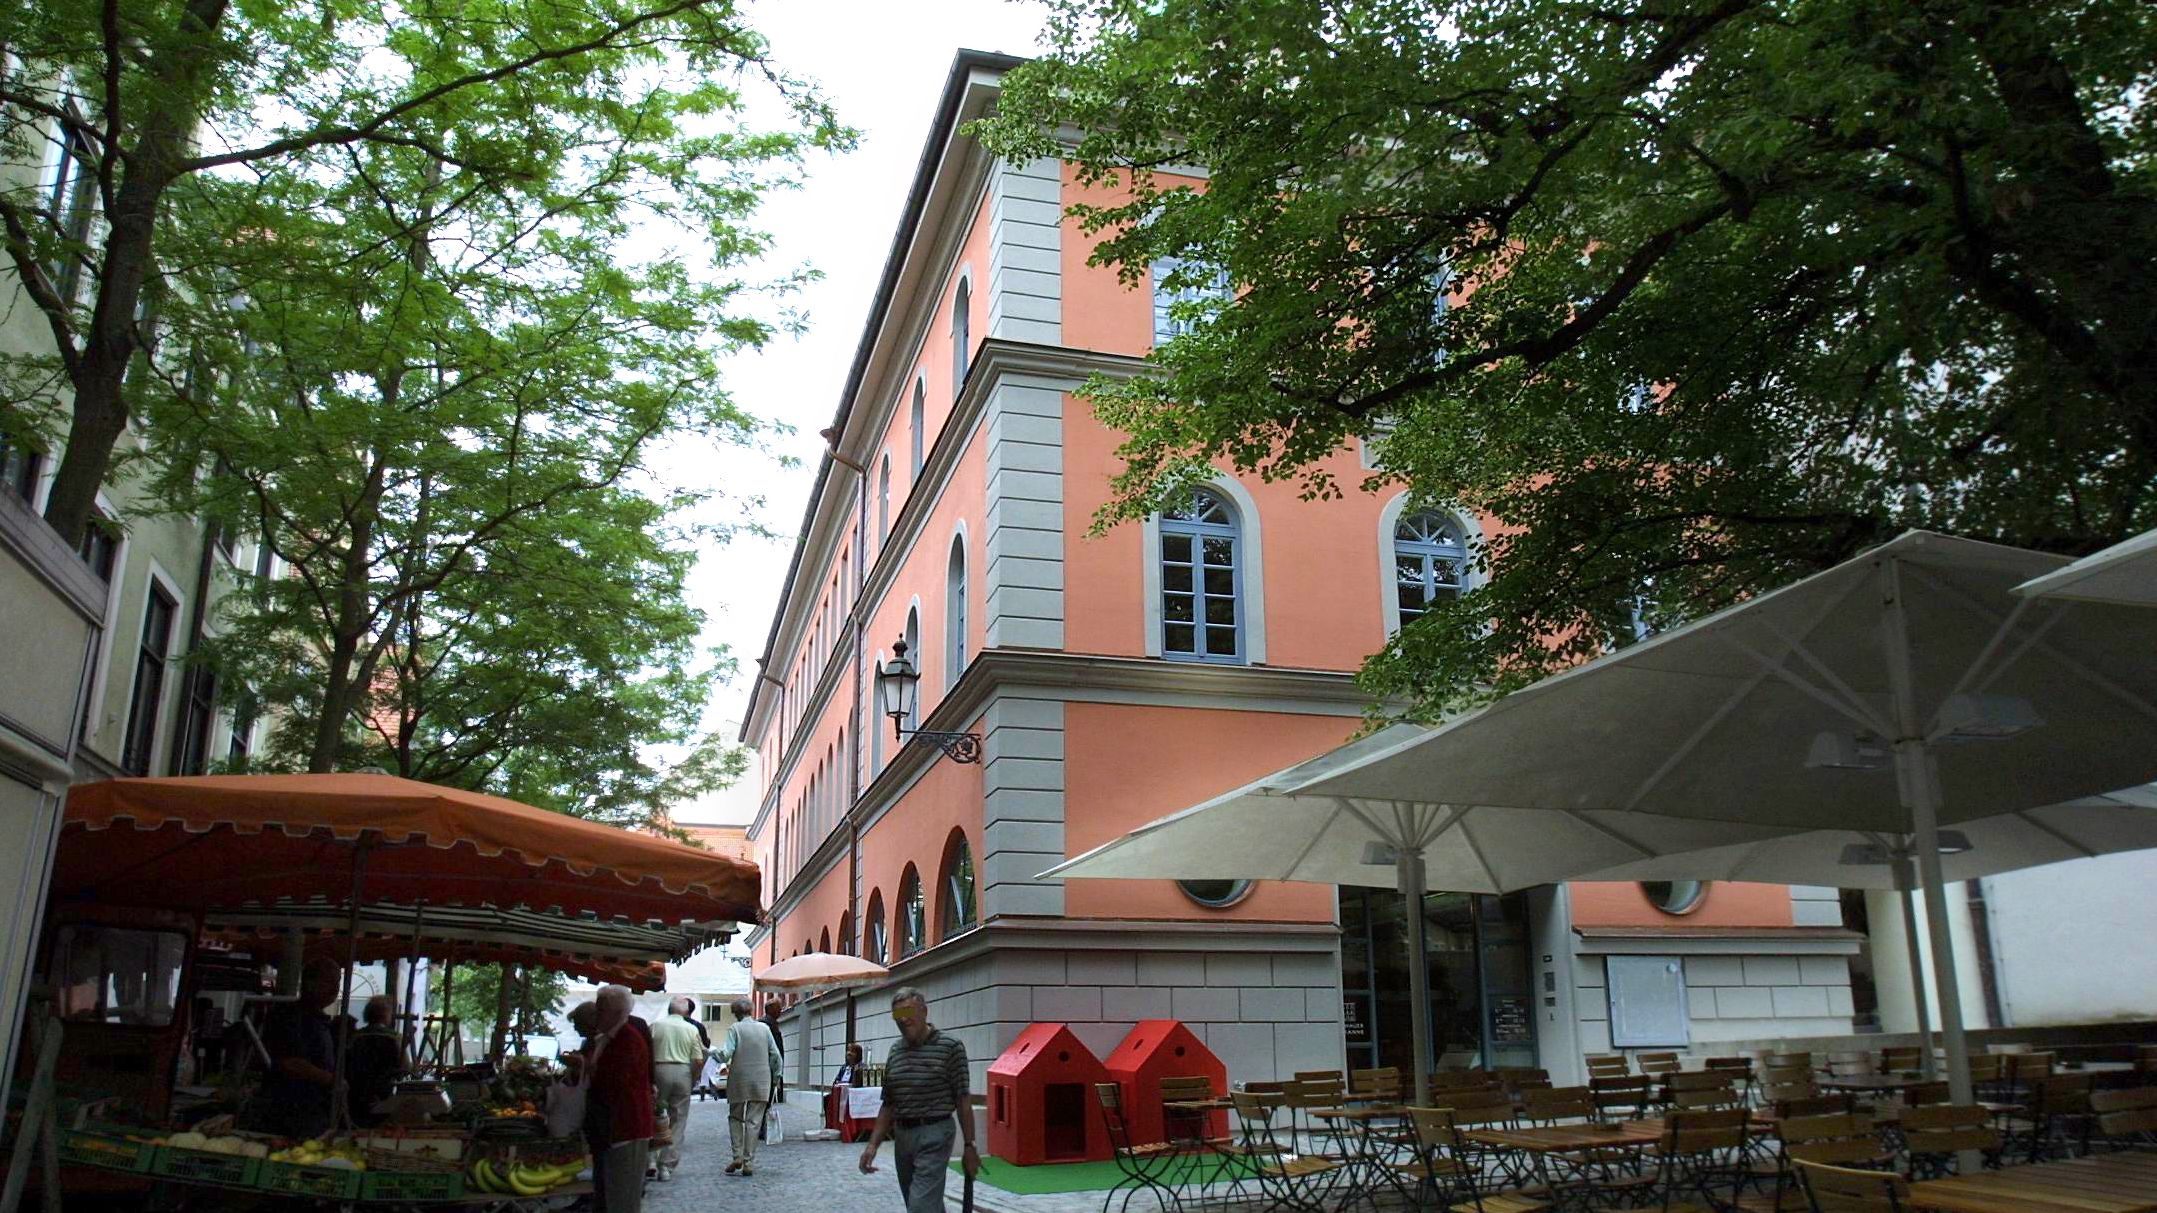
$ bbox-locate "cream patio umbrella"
[1050,532,2157,1111]
[1259,531,2157,1109]
[2014,526,2157,607]
[1569,785,2157,1074]
[756,953,891,1085]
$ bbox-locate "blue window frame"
[1159,489,1242,662]
[1394,511,1468,625]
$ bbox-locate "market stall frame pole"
[401,903,427,1068]
[329,835,372,1132]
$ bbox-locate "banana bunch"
[467,1155,585,1196]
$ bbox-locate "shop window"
[51,924,188,1027]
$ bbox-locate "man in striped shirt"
[857,987,979,1211]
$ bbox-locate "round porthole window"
[1178,879,1253,909]
[1641,880,1707,915]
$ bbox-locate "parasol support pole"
[330,837,372,1133]
[1398,848,1434,1109]
[1880,557,1976,1170]
[1892,862,1936,1078]
[402,903,426,1067]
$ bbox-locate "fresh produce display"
[482,1101,544,1120]
[266,1137,367,1170]
[492,1056,561,1108]
[155,1131,273,1159]
[466,1154,585,1196]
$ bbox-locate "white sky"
[656,2,1052,824]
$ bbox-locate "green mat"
[953,1154,1245,1195]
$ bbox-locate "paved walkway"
[638,1097,1156,1213]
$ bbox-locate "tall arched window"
[897,864,926,959]
[1158,489,1243,662]
[838,910,855,956]
[877,455,891,543]
[902,607,921,732]
[819,927,831,954]
[945,535,967,691]
[1152,257,1231,345]
[864,890,887,964]
[937,830,977,942]
[910,379,926,477]
[1393,511,1469,626]
[952,280,971,395]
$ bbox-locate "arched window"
[897,864,926,959]
[1393,511,1469,626]
[818,927,831,954]
[937,830,977,942]
[910,379,926,478]
[945,535,967,691]
[864,891,887,964]
[838,910,855,956]
[877,455,891,543]
[902,607,921,732]
[952,279,971,396]
[1158,488,1243,663]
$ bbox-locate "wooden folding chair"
[1587,1054,1633,1081]
[1758,1112,1894,1210]
[1522,1086,1595,1125]
[1898,1104,2000,1179]
[1670,1070,1743,1112]
[1638,1051,1684,1079]
[1793,1159,1911,1212]
[2090,1086,2157,1150]
[2007,1071,2093,1162]
[1647,1107,1752,1213]
[1350,1066,1402,1102]
[1097,1081,1182,1213]
[1230,1090,1343,1213]
[1593,1074,1654,1120]
[1877,1047,1922,1075]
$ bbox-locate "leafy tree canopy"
[982,0,2157,715]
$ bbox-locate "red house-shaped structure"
[1103,1019,1227,1144]
[985,1023,1112,1165]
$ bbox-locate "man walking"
[857,988,980,1213]
[715,998,782,1176]
[647,997,705,1182]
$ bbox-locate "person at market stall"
[648,996,705,1182]
[835,1041,866,1086]
[252,957,342,1139]
[346,995,405,1126]
[584,985,653,1213]
[857,987,979,1213]
[715,997,782,1177]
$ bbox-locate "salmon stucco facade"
[739,52,1861,1099]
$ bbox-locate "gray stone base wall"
[777,926,1345,1095]
[1574,952,1856,1055]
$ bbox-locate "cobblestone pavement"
[636,1098,1211,1213]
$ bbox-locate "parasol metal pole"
[330,836,372,1133]
[402,903,426,1067]
[1398,847,1434,1109]
[1880,557,1977,1169]
[1892,860,1936,1078]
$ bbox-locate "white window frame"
[120,558,187,776]
[1140,476,1266,664]
[944,524,968,692]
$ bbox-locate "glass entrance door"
[1339,888,1539,1072]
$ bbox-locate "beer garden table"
[1907,1152,2157,1213]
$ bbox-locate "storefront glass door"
[1338,887,1539,1073]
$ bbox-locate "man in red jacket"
[587,985,654,1212]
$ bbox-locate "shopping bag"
[762,1106,784,1145]
[544,1077,587,1139]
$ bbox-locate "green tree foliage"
[428,963,567,1061]
[982,0,2157,715]
[0,0,843,548]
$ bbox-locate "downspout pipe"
[821,428,870,1056]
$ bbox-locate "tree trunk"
[39,0,233,548]
[306,458,388,772]
[488,965,515,1065]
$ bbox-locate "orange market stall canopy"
[200,899,740,992]
[56,773,761,925]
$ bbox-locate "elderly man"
[715,998,782,1177]
[584,986,653,1212]
[345,995,404,1126]
[857,988,979,1213]
[254,957,342,1139]
[648,996,706,1181]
